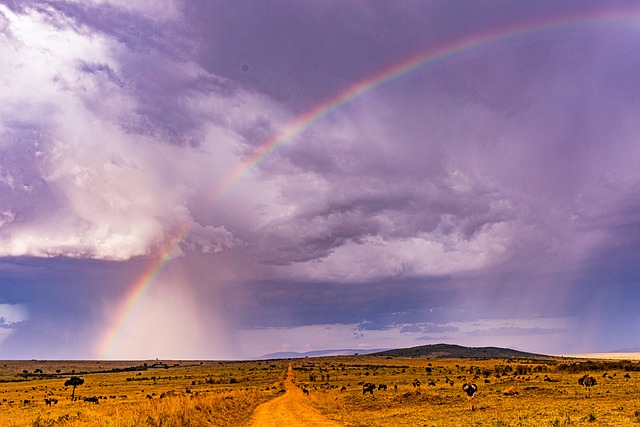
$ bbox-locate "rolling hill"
[260,343,554,360]
[372,343,553,359]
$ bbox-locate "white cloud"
[278,214,513,283]
[0,211,15,227]
[0,303,28,347]
[0,303,28,325]
[0,4,262,260]
[70,0,183,22]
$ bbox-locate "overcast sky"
[1,0,639,360]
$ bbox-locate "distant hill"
[372,343,553,359]
[611,347,640,353]
[259,348,387,359]
[259,343,554,360]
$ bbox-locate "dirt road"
[246,363,343,427]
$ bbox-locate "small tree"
[64,376,84,400]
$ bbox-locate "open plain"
[0,355,639,426]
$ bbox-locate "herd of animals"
[2,395,101,407]
[0,365,613,413]
[302,371,603,412]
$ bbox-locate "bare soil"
[246,363,343,427]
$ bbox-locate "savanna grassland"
[0,359,289,426]
[293,356,640,426]
[1,355,639,426]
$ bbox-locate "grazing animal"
[578,375,597,397]
[84,396,99,404]
[340,386,346,392]
[428,380,436,386]
[362,383,375,395]
[412,379,421,388]
[378,384,387,391]
[462,373,478,411]
[302,388,309,395]
[44,398,58,406]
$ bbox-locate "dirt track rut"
[246,363,343,427]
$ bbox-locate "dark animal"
[44,398,58,406]
[84,396,99,404]
[340,386,347,392]
[463,382,478,397]
[428,380,436,386]
[378,384,387,391]
[462,373,478,411]
[362,383,375,395]
[412,379,421,388]
[302,388,309,395]
[578,374,597,397]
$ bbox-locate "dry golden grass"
[1,356,639,426]
[292,356,640,426]
[0,360,288,427]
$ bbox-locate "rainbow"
[99,224,190,358]
[98,6,640,357]
[212,6,640,197]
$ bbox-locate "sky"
[0,0,639,360]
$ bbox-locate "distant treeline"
[557,360,640,373]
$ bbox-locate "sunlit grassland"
[292,356,640,426]
[1,356,640,426]
[0,359,288,426]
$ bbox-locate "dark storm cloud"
[466,326,566,337]
[246,10,640,275]
[222,277,455,329]
[254,150,514,265]
[79,62,125,87]
[182,0,629,109]
[400,324,459,334]
[183,0,426,110]
[0,257,142,358]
